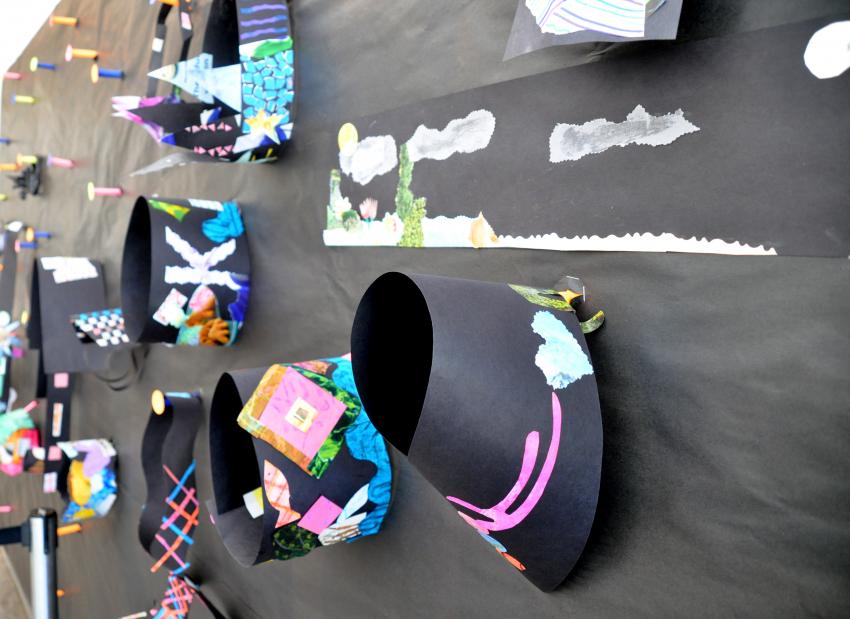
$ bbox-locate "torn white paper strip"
[40,257,99,284]
[325,214,777,255]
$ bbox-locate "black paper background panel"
[43,373,75,480]
[0,232,18,411]
[26,264,42,351]
[121,197,250,346]
[35,258,115,374]
[352,274,602,591]
[326,18,850,256]
[0,231,18,314]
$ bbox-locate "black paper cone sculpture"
[351,273,604,591]
[139,390,204,575]
[121,197,250,346]
[209,355,393,566]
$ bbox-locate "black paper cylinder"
[209,355,392,566]
[351,273,603,591]
[139,390,203,575]
[121,197,251,346]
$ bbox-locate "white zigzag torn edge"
[324,215,778,255]
[496,231,777,255]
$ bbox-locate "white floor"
[0,549,28,619]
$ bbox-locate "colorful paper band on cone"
[209,355,392,566]
[139,391,203,575]
[351,273,603,591]
[121,197,250,346]
[57,439,118,523]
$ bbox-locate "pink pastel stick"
[0,505,14,513]
[95,187,122,196]
[47,155,75,168]
[88,184,123,198]
[4,72,22,81]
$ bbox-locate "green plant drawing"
[326,169,345,230]
[394,144,426,247]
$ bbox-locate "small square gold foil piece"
[285,397,319,432]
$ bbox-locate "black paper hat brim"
[351,272,603,591]
[209,369,269,566]
[122,201,152,342]
[121,196,251,345]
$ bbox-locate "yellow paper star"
[245,109,284,144]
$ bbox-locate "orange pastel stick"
[65,45,98,61]
[49,16,78,27]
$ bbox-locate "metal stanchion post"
[22,509,59,619]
